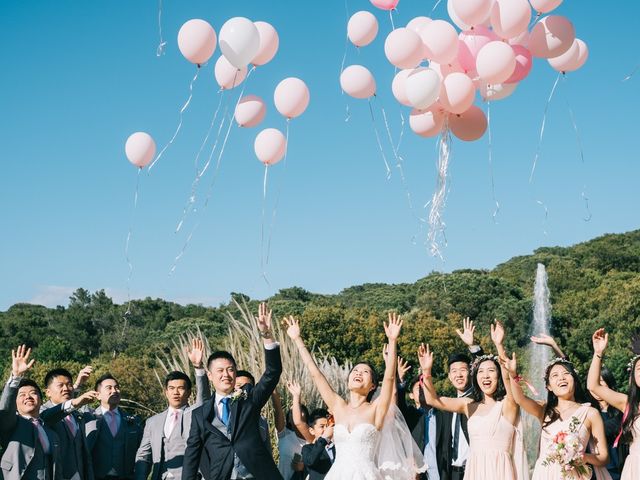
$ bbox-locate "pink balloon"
[505,45,532,83]
[405,67,442,110]
[458,26,498,73]
[508,29,530,46]
[340,65,376,99]
[490,0,532,39]
[420,20,459,64]
[391,69,412,106]
[251,21,279,66]
[430,60,466,80]
[479,81,518,101]
[406,16,432,34]
[348,11,379,47]
[384,28,423,69]
[548,38,588,72]
[476,41,516,84]
[439,73,476,114]
[529,15,575,58]
[254,128,286,165]
[274,78,310,119]
[177,19,217,65]
[370,0,399,10]
[214,56,248,90]
[234,95,266,128]
[451,0,493,27]
[125,132,156,168]
[409,105,446,137]
[449,105,487,141]
[530,0,563,14]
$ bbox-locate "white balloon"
[219,17,260,68]
[405,67,441,110]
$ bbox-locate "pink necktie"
[65,414,78,437]
[31,418,51,454]
[105,411,118,437]
[167,410,179,437]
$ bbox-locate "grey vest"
[211,410,251,479]
[93,418,126,478]
[22,436,52,480]
[62,417,85,480]
[159,416,186,480]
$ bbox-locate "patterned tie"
[220,397,230,425]
[105,411,118,437]
[31,418,51,454]
[64,414,78,437]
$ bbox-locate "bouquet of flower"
[541,417,592,479]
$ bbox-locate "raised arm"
[271,390,286,434]
[285,316,342,411]
[530,333,566,359]
[417,343,470,415]
[252,303,283,408]
[373,313,402,429]
[287,380,314,443]
[0,345,34,431]
[587,328,627,412]
[456,317,484,357]
[187,337,211,406]
[500,352,545,422]
[583,407,610,467]
[491,320,519,422]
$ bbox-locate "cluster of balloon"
[340,0,588,257]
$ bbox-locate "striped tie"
[31,418,51,454]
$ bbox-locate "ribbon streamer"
[623,64,639,82]
[427,126,452,259]
[368,97,392,178]
[530,73,561,183]
[536,200,549,236]
[156,0,166,56]
[149,67,200,171]
[124,168,142,314]
[486,102,500,222]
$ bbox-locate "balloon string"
[427,125,451,259]
[149,67,200,171]
[260,165,270,285]
[560,75,592,222]
[156,0,166,56]
[124,168,142,314]
[623,63,639,82]
[368,97,392,179]
[340,0,351,121]
[175,90,226,233]
[530,72,560,183]
[388,9,396,30]
[486,102,500,222]
[536,199,549,236]
[431,0,443,14]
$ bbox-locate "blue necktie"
[220,397,230,425]
[424,409,431,447]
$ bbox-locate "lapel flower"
[229,389,248,404]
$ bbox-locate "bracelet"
[511,374,522,382]
[595,353,603,359]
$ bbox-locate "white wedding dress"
[325,423,383,480]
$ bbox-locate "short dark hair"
[307,408,329,427]
[408,375,422,390]
[600,365,618,392]
[44,368,73,388]
[448,353,472,367]
[18,379,43,399]
[236,370,255,386]
[95,373,118,391]
[207,351,237,370]
[164,371,192,390]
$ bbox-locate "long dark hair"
[349,361,379,402]
[542,360,589,429]
[621,356,640,444]
[471,357,505,403]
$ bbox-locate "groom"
[182,303,283,480]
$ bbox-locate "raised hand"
[592,328,608,356]
[286,380,302,398]
[383,312,403,341]
[71,390,99,408]
[490,319,505,346]
[455,317,476,347]
[417,343,434,372]
[257,302,273,336]
[74,365,93,389]
[285,316,301,341]
[499,352,518,378]
[12,345,35,377]
[187,337,205,368]
[397,356,411,382]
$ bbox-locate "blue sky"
[1,0,638,310]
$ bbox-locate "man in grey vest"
[182,302,283,480]
[0,345,95,480]
[85,374,143,480]
[40,368,99,480]
[134,338,210,480]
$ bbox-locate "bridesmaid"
[588,328,640,480]
[502,348,609,479]
[419,321,524,480]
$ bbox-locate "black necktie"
[452,413,461,461]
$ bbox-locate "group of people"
[1,303,639,480]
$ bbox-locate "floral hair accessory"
[544,357,577,378]
[626,354,640,372]
[471,354,500,373]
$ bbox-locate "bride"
[285,313,424,480]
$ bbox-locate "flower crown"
[626,354,640,372]
[544,357,576,377]
[471,354,500,372]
